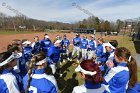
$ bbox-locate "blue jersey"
[32,42,42,54]
[72,37,81,47]
[23,68,57,93]
[88,40,96,50]
[127,83,140,93]
[62,38,70,46]
[23,46,32,62]
[48,45,61,64]
[103,63,129,93]
[0,69,23,93]
[18,56,27,78]
[73,80,106,93]
[80,39,88,49]
[40,39,52,51]
[96,44,104,57]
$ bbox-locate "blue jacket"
[0,69,23,93]
[127,83,140,93]
[96,44,104,57]
[87,40,96,51]
[40,39,52,51]
[23,68,57,93]
[73,80,106,93]
[72,37,81,47]
[80,39,88,49]
[48,45,62,64]
[23,46,32,62]
[18,56,27,78]
[32,42,42,54]
[103,63,129,93]
[99,50,118,73]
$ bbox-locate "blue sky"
[0,0,140,23]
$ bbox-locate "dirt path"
[0,32,124,53]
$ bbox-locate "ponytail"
[91,69,103,84]
[115,47,138,88]
[127,57,137,88]
[81,60,103,84]
[25,51,46,93]
[26,56,36,93]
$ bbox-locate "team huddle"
[0,33,139,93]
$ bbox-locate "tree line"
[0,12,129,32]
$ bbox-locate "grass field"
[0,31,36,35]
[56,34,140,93]
[57,61,140,93]
[0,31,139,93]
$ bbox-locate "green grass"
[0,31,139,92]
[0,30,65,35]
[103,35,136,55]
[57,34,140,93]
[0,31,36,35]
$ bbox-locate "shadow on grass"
[57,72,67,91]
[68,52,82,60]
[60,73,79,93]
[61,61,74,73]
[134,41,140,54]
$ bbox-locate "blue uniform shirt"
[73,80,106,93]
[80,39,88,49]
[48,45,61,64]
[96,44,104,57]
[88,40,96,50]
[127,83,140,93]
[23,68,57,93]
[72,37,81,47]
[32,42,41,54]
[18,56,27,78]
[103,62,129,93]
[23,46,32,62]
[0,69,23,93]
[40,39,52,51]
[62,38,70,46]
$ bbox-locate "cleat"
[59,74,63,77]
[67,58,70,61]
[63,60,66,63]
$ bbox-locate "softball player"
[103,47,138,93]
[22,40,32,63]
[95,37,105,65]
[23,51,58,93]
[8,44,28,78]
[71,34,81,63]
[0,51,23,93]
[100,40,118,75]
[87,35,96,60]
[80,35,88,60]
[72,60,106,93]
[31,36,42,55]
[40,35,52,55]
[48,40,63,75]
[61,34,70,62]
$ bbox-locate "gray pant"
[81,49,87,60]
[49,62,60,74]
[87,50,95,59]
[72,46,81,60]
